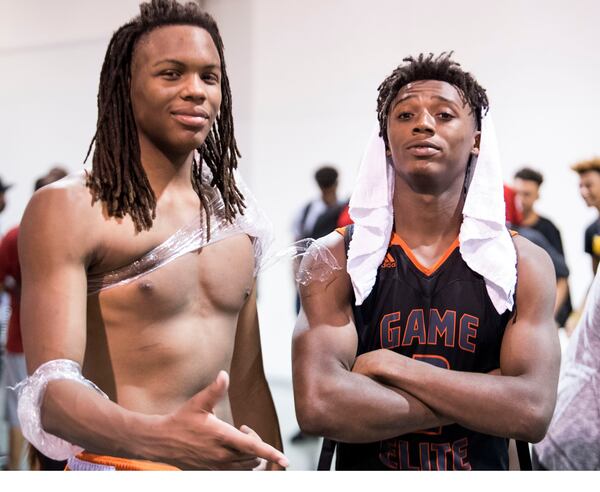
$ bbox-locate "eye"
[202,73,220,85]
[397,112,413,120]
[438,112,455,121]
[161,70,181,80]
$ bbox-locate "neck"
[138,136,195,198]
[322,189,337,206]
[392,174,464,249]
[521,209,539,226]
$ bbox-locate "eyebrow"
[152,59,221,71]
[392,94,462,110]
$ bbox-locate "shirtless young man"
[292,53,560,470]
[17,0,286,471]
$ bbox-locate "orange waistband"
[65,452,180,471]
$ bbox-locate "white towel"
[347,113,516,314]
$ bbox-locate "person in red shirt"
[0,170,68,470]
[0,225,25,470]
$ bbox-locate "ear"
[470,131,481,156]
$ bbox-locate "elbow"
[293,381,338,438]
[295,386,329,436]
[513,401,554,443]
[295,402,326,437]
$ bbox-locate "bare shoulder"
[300,229,348,274]
[20,171,101,261]
[298,229,352,316]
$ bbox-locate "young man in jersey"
[292,53,560,470]
[17,0,286,471]
[572,158,600,276]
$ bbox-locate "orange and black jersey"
[332,225,514,471]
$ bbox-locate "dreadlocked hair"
[85,0,244,233]
[376,52,489,149]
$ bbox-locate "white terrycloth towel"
[347,113,516,314]
[347,125,395,305]
[459,114,516,314]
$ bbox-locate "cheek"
[452,131,476,154]
[211,86,223,111]
[130,83,154,122]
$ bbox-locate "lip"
[405,140,441,157]
[171,108,210,128]
[406,140,441,150]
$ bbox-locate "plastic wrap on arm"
[13,359,109,460]
[259,238,342,285]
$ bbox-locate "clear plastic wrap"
[260,237,342,285]
[87,168,273,295]
[13,359,109,460]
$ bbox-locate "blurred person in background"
[0,177,11,221]
[513,168,572,327]
[572,158,600,276]
[0,175,12,469]
[513,168,564,254]
[292,165,345,243]
[291,165,345,312]
[0,170,68,470]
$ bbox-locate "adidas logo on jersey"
[382,253,397,268]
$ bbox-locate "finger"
[189,370,229,412]
[223,427,289,468]
[240,425,260,439]
[218,458,262,471]
[253,458,268,471]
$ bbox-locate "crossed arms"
[292,232,560,444]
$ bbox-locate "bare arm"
[292,232,450,444]
[354,236,560,443]
[19,183,287,470]
[229,285,284,469]
[554,277,568,321]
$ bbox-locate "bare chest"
[89,227,256,320]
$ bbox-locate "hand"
[155,371,288,470]
[352,349,393,379]
[352,352,376,377]
[239,426,267,471]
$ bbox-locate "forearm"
[295,366,449,443]
[231,377,284,470]
[42,380,163,461]
[554,277,568,319]
[376,355,549,442]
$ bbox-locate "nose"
[412,111,435,135]
[181,73,207,102]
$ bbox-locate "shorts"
[65,452,180,471]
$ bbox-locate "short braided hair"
[376,52,489,148]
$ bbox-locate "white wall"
[0,0,142,230]
[1,0,599,382]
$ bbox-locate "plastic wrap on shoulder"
[87,168,274,295]
[260,238,342,286]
